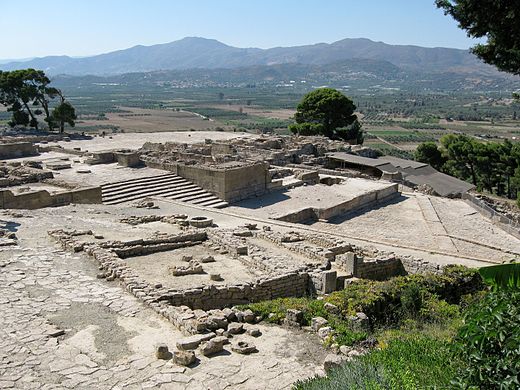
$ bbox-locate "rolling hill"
[0,37,498,76]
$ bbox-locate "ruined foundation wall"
[0,186,102,209]
[336,252,443,281]
[274,184,400,223]
[144,159,270,203]
[0,142,38,159]
[222,162,270,203]
[162,272,309,310]
[316,184,399,220]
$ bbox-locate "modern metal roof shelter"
[327,152,475,197]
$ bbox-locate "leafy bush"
[324,267,482,325]
[295,334,458,390]
[452,289,520,389]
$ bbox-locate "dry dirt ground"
[206,105,296,120]
[0,204,326,390]
[77,107,227,133]
[125,246,259,290]
[48,130,257,153]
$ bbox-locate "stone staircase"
[101,173,228,208]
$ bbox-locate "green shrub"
[419,294,460,323]
[295,334,458,390]
[240,297,327,325]
[452,289,520,389]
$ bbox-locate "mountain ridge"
[0,37,496,76]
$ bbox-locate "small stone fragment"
[209,273,223,281]
[201,255,215,263]
[155,343,171,360]
[242,309,255,323]
[231,341,257,355]
[199,338,224,356]
[247,327,261,337]
[227,323,244,335]
[323,354,347,373]
[311,317,328,332]
[172,350,196,366]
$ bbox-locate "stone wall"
[48,229,309,312]
[273,184,399,223]
[316,184,399,220]
[160,272,308,310]
[0,186,102,209]
[273,208,318,224]
[144,159,270,203]
[48,226,446,336]
[336,252,405,281]
[0,142,38,159]
[336,251,443,281]
[114,150,141,167]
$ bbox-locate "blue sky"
[1,0,481,59]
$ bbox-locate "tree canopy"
[289,88,363,143]
[436,0,520,75]
[415,136,520,203]
[0,69,75,132]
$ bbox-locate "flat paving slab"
[230,179,394,220]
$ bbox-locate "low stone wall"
[0,186,102,209]
[160,272,308,310]
[274,184,399,223]
[48,229,309,330]
[336,251,443,281]
[274,208,318,224]
[316,184,399,220]
[0,142,38,159]
[336,252,405,281]
[85,151,116,165]
[256,230,351,262]
[401,256,443,274]
[463,192,520,240]
[48,226,447,337]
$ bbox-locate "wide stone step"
[101,173,177,190]
[102,180,194,201]
[206,201,229,209]
[103,185,199,204]
[167,189,207,201]
[101,173,228,208]
[102,177,189,199]
[190,195,221,205]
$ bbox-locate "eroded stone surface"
[0,222,325,389]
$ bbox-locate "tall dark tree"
[414,141,446,171]
[51,100,77,133]
[289,88,362,143]
[436,0,520,75]
[0,69,68,130]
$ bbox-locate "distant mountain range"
[0,37,502,76]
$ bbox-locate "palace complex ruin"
[1,130,519,388]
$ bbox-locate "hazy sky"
[1,0,481,59]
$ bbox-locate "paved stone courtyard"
[0,233,324,389]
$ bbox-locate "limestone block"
[317,326,334,339]
[227,323,244,335]
[199,338,224,356]
[231,341,257,355]
[322,270,337,294]
[172,350,196,366]
[176,333,215,350]
[155,344,171,360]
[323,354,347,373]
[311,317,328,332]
